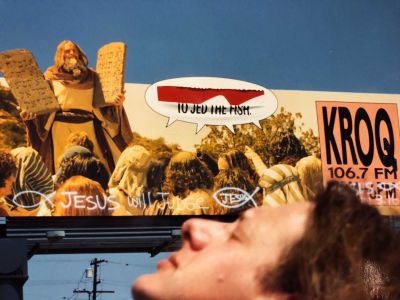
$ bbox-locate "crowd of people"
[0,129,323,217]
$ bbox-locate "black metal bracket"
[149,229,181,257]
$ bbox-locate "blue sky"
[26,253,168,300]
[1,0,400,299]
[2,0,400,93]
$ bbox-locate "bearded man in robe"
[22,40,133,173]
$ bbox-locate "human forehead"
[243,202,313,220]
[190,203,313,230]
[235,203,314,240]
[64,42,78,51]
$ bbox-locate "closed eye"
[229,231,242,243]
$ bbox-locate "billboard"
[0,1,399,219]
[2,69,400,217]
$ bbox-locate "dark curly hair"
[146,157,171,201]
[163,152,213,198]
[261,181,400,299]
[269,134,307,165]
[0,151,17,188]
[65,131,94,153]
[56,152,109,190]
[213,168,262,214]
[196,150,218,176]
[218,149,259,184]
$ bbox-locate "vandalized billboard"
[1,44,400,217]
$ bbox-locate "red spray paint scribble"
[157,86,264,105]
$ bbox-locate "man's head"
[53,175,111,217]
[260,182,399,299]
[65,131,94,153]
[54,40,89,76]
[133,202,312,300]
[162,152,213,198]
[56,152,109,191]
[133,182,400,299]
[0,151,17,197]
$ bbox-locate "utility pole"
[73,258,114,300]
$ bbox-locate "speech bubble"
[145,77,278,133]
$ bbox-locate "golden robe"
[25,69,133,174]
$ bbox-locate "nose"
[182,219,212,250]
[181,219,230,250]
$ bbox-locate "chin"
[133,274,161,300]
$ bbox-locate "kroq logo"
[145,77,278,133]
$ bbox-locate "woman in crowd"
[245,145,305,206]
[54,131,95,171]
[217,149,259,185]
[295,155,323,201]
[0,151,17,216]
[53,175,111,216]
[54,145,93,184]
[268,133,308,166]
[56,152,109,190]
[7,147,54,210]
[64,131,94,153]
[108,145,152,215]
[196,150,219,176]
[143,156,171,216]
[0,150,41,216]
[162,151,214,215]
[213,168,262,214]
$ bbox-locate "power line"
[107,260,155,268]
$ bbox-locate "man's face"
[133,203,313,300]
[0,175,16,197]
[62,42,87,75]
[63,42,79,60]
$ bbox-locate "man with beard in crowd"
[22,40,133,173]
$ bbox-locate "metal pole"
[0,239,28,300]
[92,258,97,300]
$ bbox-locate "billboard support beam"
[0,217,6,237]
[0,239,28,300]
[149,229,181,257]
[27,243,40,260]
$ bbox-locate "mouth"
[156,253,179,270]
[168,253,179,268]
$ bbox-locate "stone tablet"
[0,49,60,115]
[93,42,126,107]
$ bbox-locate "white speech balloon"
[145,77,278,133]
